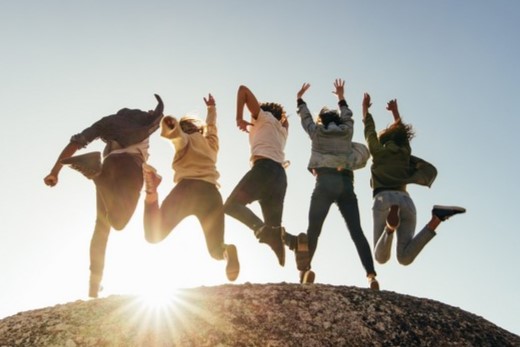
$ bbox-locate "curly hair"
[260,102,286,121]
[378,121,415,147]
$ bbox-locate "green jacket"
[363,113,437,196]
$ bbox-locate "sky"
[1,0,519,337]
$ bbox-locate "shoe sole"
[369,279,380,291]
[386,205,400,230]
[432,205,466,221]
[433,205,466,213]
[225,245,240,282]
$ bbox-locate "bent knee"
[397,255,414,266]
[375,254,391,265]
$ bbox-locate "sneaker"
[299,269,315,284]
[295,233,311,271]
[142,163,162,194]
[61,152,102,179]
[368,275,380,291]
[432,205,466,221]
[386,205,400,230]
[88,274,103,298]
[256,226,285,267]
[224,244,240,282]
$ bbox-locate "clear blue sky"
[1,0,519,336]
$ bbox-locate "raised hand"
[386,99,401,123]
[204,93,216,106]
[362,93,372,119]
[297,83,311,99]
[333,79,345,100]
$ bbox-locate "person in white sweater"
[142,93,239,282]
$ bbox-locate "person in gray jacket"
[285,80,379,289]
[44,94,164,298]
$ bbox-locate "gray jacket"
[298,100,357,171]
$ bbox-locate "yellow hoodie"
[160,106,220,187]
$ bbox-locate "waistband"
[312,167,353,179]
[373,186,407,198]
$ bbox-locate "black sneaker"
[432,205,466,221]
[256,226,285,267]
[295,233,310,271]
[224,244,240,282]
[299,269,315,284]
[61,152,102,179]
[386,205,400,230]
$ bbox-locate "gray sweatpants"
[372,190,435,265]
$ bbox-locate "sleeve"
[338,100,354,134]
[297,102,317,138]
[160,116,188,151]
[363,113,384,155]
[205,106,219,152]
[69,116,109,149]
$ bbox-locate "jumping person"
[224,85,294,268]
[141,93,239,282]
[44,94,164,298]
[362,93,466,266]
[287,80,379,289]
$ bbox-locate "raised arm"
[362,92,372,121]
[204,93,218,151]
[236,85,260,132]
[204,93,216,125]
[43,141,81,187]
[386,99,401,124]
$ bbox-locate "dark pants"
[307,169,376,276]
[90,153,144,279]
[224,159,287,232]
[144,179,225,260]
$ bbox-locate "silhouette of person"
[286,80,378,289]
[224,85,289,267]
[44,94,164,297]
[141,93,239,281]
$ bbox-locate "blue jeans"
[372,190,435,265]
[308,169,376,276]
[224,159,287,232]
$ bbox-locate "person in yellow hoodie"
[141,94,239,281]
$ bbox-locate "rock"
[0,283,518,346]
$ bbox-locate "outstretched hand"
[297,83,311,99]
[362,93,372,120]
[204,93,216,106]
[333,79,345,100]
[386,99,401,123]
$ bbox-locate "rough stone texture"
[0,283,518,346]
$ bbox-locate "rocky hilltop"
[0,283,518,346]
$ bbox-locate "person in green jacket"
[362,93,465,265]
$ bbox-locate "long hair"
[179,115,205,134]
[378,122,415,147]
